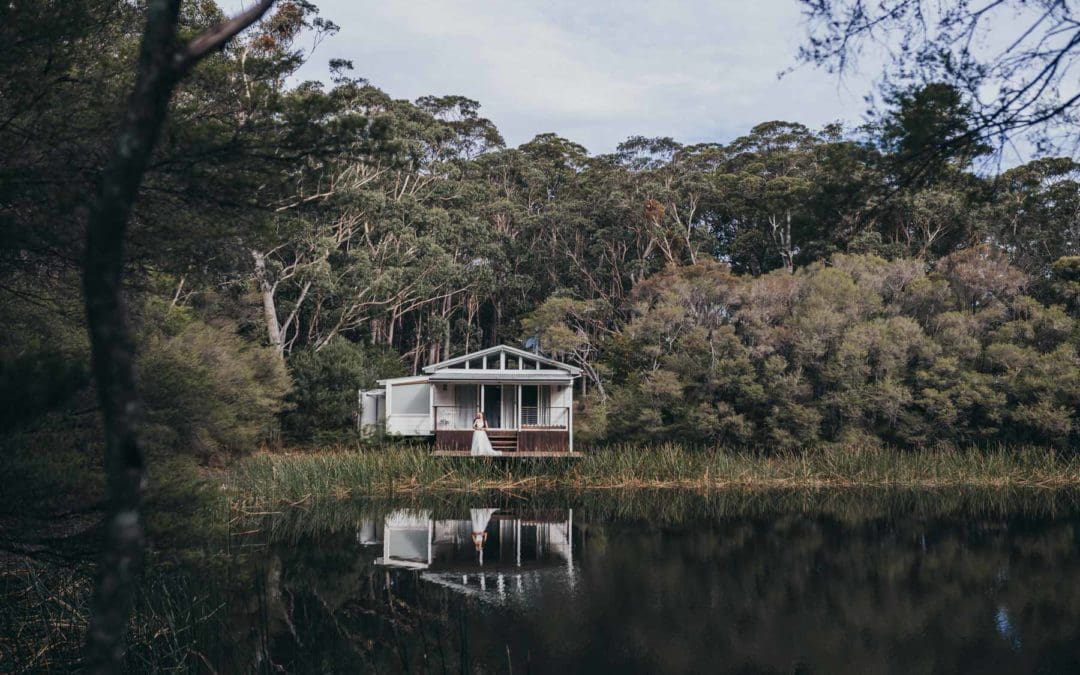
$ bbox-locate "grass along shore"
[227,442,1080,506]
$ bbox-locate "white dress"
[470,419,498,456]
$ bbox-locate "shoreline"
[226,443,1080,506]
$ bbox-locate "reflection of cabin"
[369,508,575,601]
[360,345,581,454]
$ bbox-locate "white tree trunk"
[252,249,285,355]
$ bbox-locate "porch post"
[568,385,574,453]
[567,509,573,573]
[516,384,522,430]
[385,383,392,431]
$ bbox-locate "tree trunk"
[769,211,795,273]
[82,2,274,671]
[252,249,285,354]
[441,294,451,361]
[411,315,422,374]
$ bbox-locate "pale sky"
[239,1,880,153]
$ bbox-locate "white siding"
[432,383,456,407]
[551,384,573,409]
[359,390,384,434]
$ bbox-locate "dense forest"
[3,0,1080,464]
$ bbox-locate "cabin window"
[506,355,520,369]
[387,530,428,562]
[391,383,430,415]
[520,385,552,426]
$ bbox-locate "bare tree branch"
[180,0,275,68]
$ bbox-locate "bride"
[470,411,498,456]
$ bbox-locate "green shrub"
[0,287,92,432]
[603,253,1080,449]
[138,302,291,459]
[283,337,405,444]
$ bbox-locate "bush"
[138,302,291,460]
[283,338,405,444]
[0,287,92,432]
[603,253,1080,449]
[0,290,291,464]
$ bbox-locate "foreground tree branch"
[798,0,1080,156]
[82,1,274,671]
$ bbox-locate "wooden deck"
[435,428,570,453]
[431,450,582,458]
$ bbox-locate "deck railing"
[434,405,569,431]
[520,406,569,429]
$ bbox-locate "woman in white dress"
[470,411,498,456]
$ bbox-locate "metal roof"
[423,344,581,375]
[428,370,573,384]
[375,375,431,386]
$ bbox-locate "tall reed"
[227,442,1080,507]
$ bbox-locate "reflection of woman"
[470,530,488,550]
[470,508,497,565]
[470,411,498,456]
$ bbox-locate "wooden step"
[485,430,518,452]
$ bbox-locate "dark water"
[211,491,1080,673]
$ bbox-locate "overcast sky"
[251,1,881,154]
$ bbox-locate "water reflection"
[221,491,1080,674]
[361,507,575,604]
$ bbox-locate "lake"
[196,490,1080,673]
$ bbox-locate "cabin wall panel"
[551,385,573,409]
[387,414,432,436]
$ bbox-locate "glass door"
[482,385,502,428]
[521,385,546,426]
[501,385,518,430]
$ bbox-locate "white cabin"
[360,344,581,454]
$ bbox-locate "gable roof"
[422,344,582,375]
